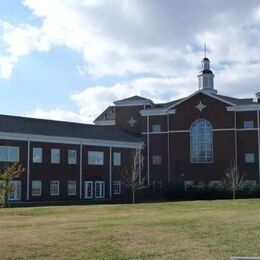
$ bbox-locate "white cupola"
[198,56,217,94]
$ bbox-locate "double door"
[85,181,105,199]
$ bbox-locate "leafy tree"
[0,163,25,208]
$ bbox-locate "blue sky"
[0,0,260,123]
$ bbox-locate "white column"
[109,146,112,199]
[147,116,150,185]
[26,139,30,201]
[257,110,260,184]
[234,111,238,171]
[79,143,83,199]
[167,113,170,183]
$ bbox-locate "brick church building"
[0,56,259,202]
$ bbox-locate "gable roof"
[0,114,142,143]
[114,95,151,103]
[212,94,255,106]
[94,106,115,123]
[114,95,153,106]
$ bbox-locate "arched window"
[190,119,213,163]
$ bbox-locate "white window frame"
[32,180,42,196]
[95,181,105,199]
[32,148,42,163]
[151,124,161,132]
[245,153,255,163]
[112,181,121,195]
[84,181,93,199]
[50,180,60,196]
[51,149,60,164]
[88,151,104,165]
[68,150,77,165]
[113,152,121,166]
[67,181,77,196]
[152,155,162,165]
[243,120,254,129]
[0,146,20,162]
[190,119,213,163]
[8,180,21,200]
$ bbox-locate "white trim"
[95,181,105,199]
[257,111,260,184]
[79,143,82,199]
[167,90,235,110]
[84,181,93,199]
[142,131,168,135]
[227,105,260,112]
[114,100,153,107]
[147,116,150,185]
[26,140,30,200]
[0,131,143,149]
[109,146,112,199]
[167,114,170,183]
[94,120,115,126]
[140,109,176,116]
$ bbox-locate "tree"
[121,149,146,204]
[223,161,245,200]
[0,163,25,208]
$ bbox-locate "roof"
[114,95,151,103]
[0,114,142,143]
[212,94,256,106]
[94,106,115,122]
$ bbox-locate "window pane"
[244,121,254,129]
[8,147,19,162]
[152,125,161,132]
[32,181,42,196]
[190,120,213,163]
[113,152,121,166]
[0,146,7,162]
[88,151,104,165]
[68,181,76,195]
[51,149,60,164]
[68,150,77,164]
[33,148,42,163]
[152,155,162,165]
[113,181,121,194]
[245,153,255,163]
[50,180,59,196]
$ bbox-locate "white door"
[95,181,105,199]
[8,181,21,201]
[84,181,93,199]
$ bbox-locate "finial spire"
[204,42,207,58]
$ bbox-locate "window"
[50,180,59,196]
[244,121,254,129]
[68,150,77,165]
[152,155,162,165]
[67,181,76,195]
[245,153,255,163]
[33,148,42,163]
[190,119,213,163]
[208,180,221,188]
[113,152,121,166]
[152,124,161,132]
[32,181,42,196]
[113,181,121,194]
[95,181,105,198]
[51,149,60,164]
[0,146,19,162]
[88,151,104,165]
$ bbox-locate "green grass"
[0,199,260,259]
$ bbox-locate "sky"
[0,0,260,124]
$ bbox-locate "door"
[95,181,105,199]
[84,181,93,199]
[8,181,21,201]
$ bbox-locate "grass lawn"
[0,199,259,259]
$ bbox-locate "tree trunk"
[2,180,9,208]
[132,189,135,204]
[232,189,236,200]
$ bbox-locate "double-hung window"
[67,181,76,195]
[113,152,121,166]
[152,124,161,132]
[0,146,19,162]
[243,121,254,129]
[33,148,42,163]
[88,151,104,165]
[68,150,77,165]
[112,181,121,195]
[32,180,42,196]
[51,149,60,164]
[50,180,59,196]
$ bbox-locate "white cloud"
[2,0,260,123]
